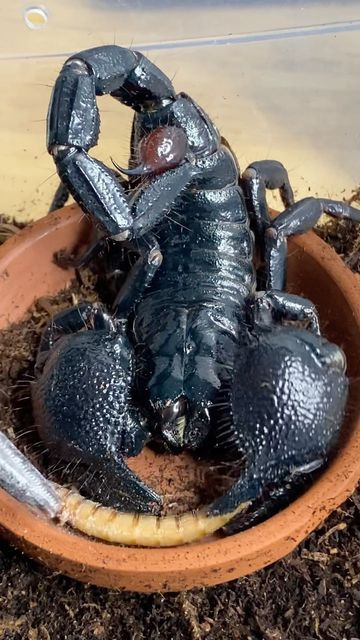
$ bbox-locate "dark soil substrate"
[0,215,359,639]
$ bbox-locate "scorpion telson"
[113,125,191,177]
[1,45,360,547]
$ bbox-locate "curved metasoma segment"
[55,485,249,547]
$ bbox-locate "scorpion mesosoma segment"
[3,45,360,547]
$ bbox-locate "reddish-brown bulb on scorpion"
[112,126,189,177]
[138,126,189,175]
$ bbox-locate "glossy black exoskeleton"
[29,46,360,524]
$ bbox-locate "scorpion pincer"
[1,45,360,547]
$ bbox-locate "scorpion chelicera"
[2,45,360,547]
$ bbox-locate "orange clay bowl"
[0,204,359,592]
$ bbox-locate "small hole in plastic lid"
[24,6,48,30]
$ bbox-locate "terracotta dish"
[0,204,359,592]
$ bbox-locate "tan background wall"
[1,1,360,222]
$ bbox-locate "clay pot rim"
[0,205,359,591]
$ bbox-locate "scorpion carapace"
[2,45,360,547]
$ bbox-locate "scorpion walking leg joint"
[264,197,360,290]
[242,160,295,243]
[113,233,163,316]
[254,290,321,334]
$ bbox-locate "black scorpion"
[2,46,360,545]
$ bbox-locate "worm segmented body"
[56,485,248,547]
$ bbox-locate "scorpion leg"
[48,46,198,238]
[49,167,127,216]
[112,233,162,316]
[49,181,70,213]
[52,147,198,239]
[52,167,129,265]
[241,160,295,242]
[253,290,321,335]
[265,197,360,290]
[32,302,161,512]
[55,235,108,270]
